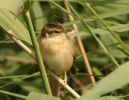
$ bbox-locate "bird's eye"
[54,30,60,33]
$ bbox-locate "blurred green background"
[0,0,129,100]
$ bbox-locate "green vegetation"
[0,0,129,100]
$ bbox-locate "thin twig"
[63,0,78,32]
[48,70,80,98]
[0,26,35,59]
[76,37,96,84]
[63,0,96,84]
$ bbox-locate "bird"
[39,22,75,96]
[39,22,74,73]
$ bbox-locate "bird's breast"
[40,35,74,73]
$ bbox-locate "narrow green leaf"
[0,0,26,15]
[79,96,122,100]
[81,61,129,98]
[0,8,32,45]
[94,24,129,35]
[0,90,26,99]
[26,92,60,100]
[64,8,129,26]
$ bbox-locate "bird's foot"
[63,72,67,86]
